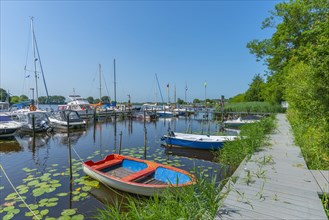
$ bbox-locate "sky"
[1,1,281,103]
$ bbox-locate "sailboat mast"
[113,59,116,104]
[31,17,39,107]
[30,17,50,106]
[99,64,102,100]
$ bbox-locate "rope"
[0,164,41,220]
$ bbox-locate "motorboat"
[57,95,93,119]
[0,113,22,138]
[15,111,52,133]
[48,110,86,131]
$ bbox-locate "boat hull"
[83,154,196,196]
[162,136,224,150]
[162,132,237,150]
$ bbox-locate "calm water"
[0,113,229,219]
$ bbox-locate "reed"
[96,173,224,220]
[221,102,285,113]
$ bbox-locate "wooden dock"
[216,114,328,219]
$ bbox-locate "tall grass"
[215,115,276,170]
[96,173,224,220]
[221,102,285,113]
[287,110,329,170]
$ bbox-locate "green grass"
[221,102,285,113]
[96,173,225,220]
[321,193,329,218]
[287,110,329,170]
[215,115,277,171]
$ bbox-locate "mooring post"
[118,131,123,155]
[32,114,36,136]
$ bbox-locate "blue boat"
[161,132,237,150]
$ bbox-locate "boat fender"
[29,105,37,111]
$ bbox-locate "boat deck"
[217,114,328,220]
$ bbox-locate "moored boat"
[48,110,86,131]
[15,111,52,133]
[224,115,261,127]
[0,113,22,138]
[83,154,196,196]
[58,95,93,119]
[161,132,237,150]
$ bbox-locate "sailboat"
[10,17,49,117]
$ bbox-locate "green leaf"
[61,208,76,216]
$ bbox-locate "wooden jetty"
[217,114,328,219]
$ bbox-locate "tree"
[193,99,201,104]
[86,96,94,104]
[244,74,265,102]
[101,96,110,103]
[177,98,184,105]
[10,96,19,104]
[247,0,329,104]
[229,93,245,103]
[0,88,9,102]
[19,95,29,102]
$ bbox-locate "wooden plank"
[320,170,329,182]
[218,114,328,219]
[310,170,329,194]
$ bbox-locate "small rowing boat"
[161,132,237,150]
[83,154,196,196]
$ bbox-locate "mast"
[99,64,102,100]
[174,84,176,104]
[155,74,164,104]
[30,17,50,106]
[31,17,39,106]
[113,59,116,104]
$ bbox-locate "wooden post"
[32,114,36,136]
[118,131,122,155]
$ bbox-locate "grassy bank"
[215,115,276,171]
[287,110,329,170]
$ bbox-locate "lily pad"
[61,209,76,216]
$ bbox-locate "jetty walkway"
[217,114,328,219]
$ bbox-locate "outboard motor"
[41,120,52,132]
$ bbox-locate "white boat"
[224,116,261,127]
[57,95,93,119]
[162,132,237,150]
[0,102,10,112]
[48,110,86,131]
[15,111,52,133]
[0,113,22,138]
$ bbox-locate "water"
[0,113,229,219]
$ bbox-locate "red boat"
[83,154,196,196]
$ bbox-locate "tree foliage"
[247,0,329,169]
[244,74,265,102]
[0,88,9,102]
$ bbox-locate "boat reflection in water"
[162,144,216,161]
[0,138,22,153]
[15,133,51,150]
[51,130,87,145]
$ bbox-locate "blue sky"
[1,1,280,103]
